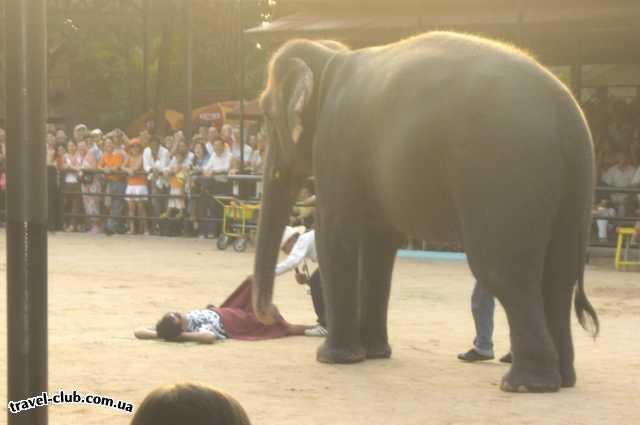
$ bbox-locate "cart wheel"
[233,237,248,252]
[217,235,229,250]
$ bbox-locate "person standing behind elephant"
[276,226,327,337]
[458,281,511,363]
[99,138,127,235]
[601,152,635,217]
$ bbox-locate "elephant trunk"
[252,157,297,325]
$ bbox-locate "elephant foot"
[500,366,561,393]
[317,341,366,364]
[560,366,576,388]
[365,343,392,360]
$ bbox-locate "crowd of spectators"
[1,89,639,244]
[583,89,640,241]
[0,121,271,238]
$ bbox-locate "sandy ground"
[0,231,638,425]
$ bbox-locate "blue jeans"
[471,281,495,356]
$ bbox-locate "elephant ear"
[285,58,314,144]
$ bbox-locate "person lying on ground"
[134,277,313,344]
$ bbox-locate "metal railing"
[2,168,639,248]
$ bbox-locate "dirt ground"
[0,232,638,425]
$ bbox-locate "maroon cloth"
[209,278,291,341]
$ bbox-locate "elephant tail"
[574,261,599,338]
[568,101,600,339]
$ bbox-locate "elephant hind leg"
[494,270,561,393]
[359,223,402,359]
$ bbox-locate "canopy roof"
[247,0,640,65]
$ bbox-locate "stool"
[614,227,640,270]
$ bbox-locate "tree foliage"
[0,0,275,131]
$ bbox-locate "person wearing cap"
[275,226,327,337]
[73,124,88,144]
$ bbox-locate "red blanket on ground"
[210,278,291,341]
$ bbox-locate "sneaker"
[304,325,328,337]
[457,348,494,362]
[499,352,512,363]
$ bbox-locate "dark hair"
[150,135,162,145]
[130,383,252,425]
[156,314,183,341]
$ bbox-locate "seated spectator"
[133,277,313,343]
[122,139,149,235]
[99,138,127,235]
[592,199,616,242]
[290,186,315,228]
[62,140,84,232]
[130,383,251,425]
[601,152,636,216]
[79,141,103,234]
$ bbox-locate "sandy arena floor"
[0,231,638,425]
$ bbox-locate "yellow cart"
[215,196,260,252]
[614,227,640,270]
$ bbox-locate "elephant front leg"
[359,225,401,359]
[315,225,366,364]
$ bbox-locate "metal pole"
[5,0,48,424]
[571,64,582,101]
[516,0,525,45]
[142,0,150,113]
[183,0,193,142]
[239,0,246,173]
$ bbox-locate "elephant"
[252,31,599,393]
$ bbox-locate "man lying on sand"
[134,277,314,344]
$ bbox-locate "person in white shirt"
[200,139,232,237]
[276,226,327,337]
[143,135,171,233]
[592,199,616,242]
[601,152,636,216]
[205,126,219,156]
